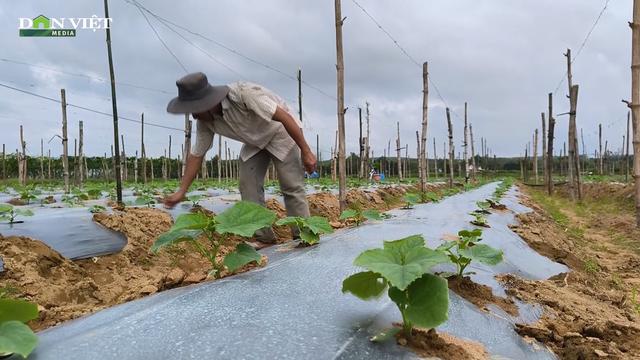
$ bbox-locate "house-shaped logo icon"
[32,15,50,29]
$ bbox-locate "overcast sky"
[0,0,634,161]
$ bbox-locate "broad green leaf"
[459,244,503,266]
[406,247,452,271]
[299,228,320,245]
[305,216,334,235]
[404,274,449,329]
[0,204,12,213]
[151,229,202,253]
[404,193,420,204]
[0,299,38,324]
[342,271,387,300]
[458,229,482,239]
[370,327,401,343]
[0,321,38,358]
[215,201,276,237]
[436,241,456,252]
[14,209,33,217]
[383,234,425,254]
[339,209,358,220]
[354,248,423,290]
[275,216,303,227]
[388,286,407,308]
[362,209,382,221]
[172,213,209,231]
[223,243,262,272]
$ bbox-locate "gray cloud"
[0,0,633,162]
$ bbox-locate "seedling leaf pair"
[152,201,276,278]
[0,298,39,358]
[343,234,450,336]
[339,208,382,226]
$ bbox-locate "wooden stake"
[599,123,604,175]
[141,113,147,184]
[334,0,347,211]
[297,68,303,123]
[48,149,52,180]
[60,90,70,193]
[396,122,402,180]
[218,135,222,182]
[79,121,84,186]
[104,0,122,203]
[134,150,139,183]
[463,103,469,183]
[542,113,547,186]
[121,134,127,182]
[446,108,454,188]
[365,102,370,176]
[420,62,429,190]
[359,107,364,178]
[168,135,172,180]
[19,125,26,185]
[1,144,4,180]
[568,84,582,200]
[626,111,631,182]
[416,131,421,181]
[547,93,555,195]
[182,114,192,177]
[40,138,44,181]
[433,138,437,178]
[533,128,539,184]
[470,124,476,181]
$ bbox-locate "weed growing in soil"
[0,297,39,358]
[339,208,382,226]
[152,201,276,278]
[631,288,640,315]
[342,234,451,338]
[437,229,503,277]
[0,204,33,224]
[403,193,420,209]
[275,216,334,245]
[584,258,601,274]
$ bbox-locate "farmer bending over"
[164,72,316,243]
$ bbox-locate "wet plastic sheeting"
[24,183,560,359]
[0,207,126,260]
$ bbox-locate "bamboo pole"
[40,138,44,180]
[134,150,139,183]
[416,131,421,181]
[61,89,70,193]
[433,138,437,178]
[168,135,172,180]
[420,62,429,190]
[48,149,52,180]
[1,144,5,180]
[334,0,347,211]
[599,124,604,175]
[547,93,555,195]
[626,111,631,182]
[182,114,192,177]
[19,125,26,185]
[359,107,364,178]
[365,102,370,176]
[218,135,222,182]
[446,108,454,188]
[297,68,303,123]
[121,134,127,182]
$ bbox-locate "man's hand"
[164,190,186,209]
[302,150,317,174]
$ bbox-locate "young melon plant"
[0,204,33,224]
[275,216,334,245]
[88,205,107,214]
[187,194,204,207]
[0,298,39,358]
[437,229,503,278]
[470,212,490,227]
[342,234,451,338]
[339,208,382,226]
[152,201,276,278]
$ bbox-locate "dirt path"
[503,183,640,359]
[0,185,442,331]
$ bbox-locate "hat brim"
[166,85,230,114]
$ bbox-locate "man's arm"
[164,153,204,208]
[272,106,317,173]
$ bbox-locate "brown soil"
[447,276,518,316]
[0,207,264,331]
[500,183,640,359]
[398,327,488,360]
[7,198,28,206]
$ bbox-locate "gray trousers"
[239,146,310,242]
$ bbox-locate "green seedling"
[421,191,441,203]
[631,288,640,315]
[61,194,84,207]
[0,204,33,224]
[0,298,39,358]
[339,208,382,226]
[89,205,107,214]
[275,216,334,245]
[402,193,420,209]
[18,186,40,205]
[342,234,451,338]
[584,258,601,274]
[470,212,490,227]
[475,201,491,214]
[187,194,204,207]
[134,187,157,208]
[152,201,276,278]
[437,229,503,278]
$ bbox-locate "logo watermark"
[19,15,112,37]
